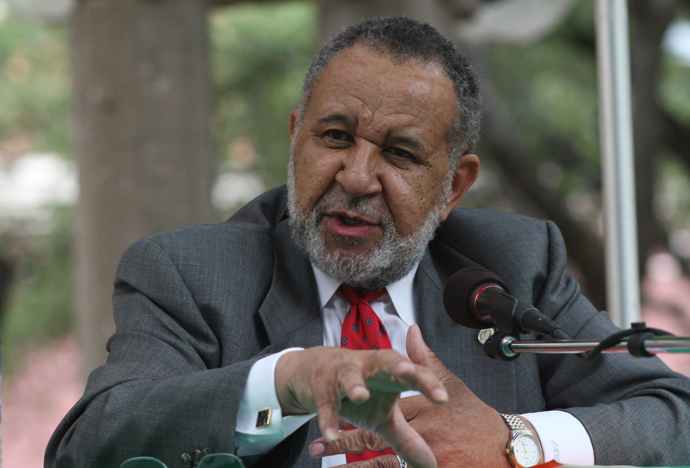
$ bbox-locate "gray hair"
[297,16,483,167]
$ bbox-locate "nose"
[334,141,383,198]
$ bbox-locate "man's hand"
[275,346,448,468]
[307,325,512,468]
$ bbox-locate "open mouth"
[340,216,363,226]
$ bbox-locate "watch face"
[512,434,542,468]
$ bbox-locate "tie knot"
[340,284,385,305]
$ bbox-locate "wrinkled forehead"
[328,41,452,91]
[304,45,457,136]
[300,43,459,127]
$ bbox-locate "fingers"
[339,350,439,404]
[312,372,345,442]
[406,325,452,382]
[389,366,448,406]
[376,405,437,468]
[406,325,435,369]
[397,394,426,421]
[348,349,446,405]
[332,455,403,468]
[338,362,371,403]
[310,411,437,468]
[339,419,356,430]
[365,348,447,405]
[275,346,447,449]
[309,429,388,458]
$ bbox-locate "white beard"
[286,152,450,290]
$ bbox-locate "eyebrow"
[315,112,355,127]
[389,134,426,153]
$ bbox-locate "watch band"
[500,413,530,433]
[500,413,544,468]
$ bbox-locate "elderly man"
[47,16,690,468]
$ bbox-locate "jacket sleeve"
[45,236,305,468]
[534,220,690,466]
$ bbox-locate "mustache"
[313,188,394,227]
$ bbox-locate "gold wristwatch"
[500,413,544,468]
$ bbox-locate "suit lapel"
[258,218,323,352]
[415,251,473,371]
[416,249,519,412]
[259,217,326,467]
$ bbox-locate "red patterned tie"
[339,284,395,461]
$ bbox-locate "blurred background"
[1,0,690,466]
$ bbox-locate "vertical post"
[71,0,216,376]
[595,0,640,327]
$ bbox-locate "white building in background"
[664,19,690,66]
[0,151,266,233]
[0,153,78,233]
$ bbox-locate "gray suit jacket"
[46,186,690,468]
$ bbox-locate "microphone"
[443,267,569,339]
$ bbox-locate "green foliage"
[1,208,75,376]
[0,13,70,157]
[0,12,73,376]
[210,1,316,188]
[485,2,601,196]
[657,157,690,230]
[660,55,690,126]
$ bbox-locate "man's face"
[288,45,478,287]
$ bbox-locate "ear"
[439,154,480,222]
[289,109,300,139]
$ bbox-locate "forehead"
[305,45,456,142]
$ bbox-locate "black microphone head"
[443,267,511,329]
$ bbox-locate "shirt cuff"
[521,410,594,466]
[235,348,315,457]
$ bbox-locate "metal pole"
[595,0,640,327]
[507,337,690,355]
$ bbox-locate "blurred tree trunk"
[70,0,216,377]
[317,0,472,44]
[628,0,677,263]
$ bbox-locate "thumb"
[406,325,450,379]
[378,405,437,468]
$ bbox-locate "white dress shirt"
[235,265,594,466]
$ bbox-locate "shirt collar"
[311,263,419,325]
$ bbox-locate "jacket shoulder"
[135,186,287,246]
[436,208,554,259]
[431,208,566,301]
[119,186,289,276]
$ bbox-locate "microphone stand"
[481,322,690,361]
